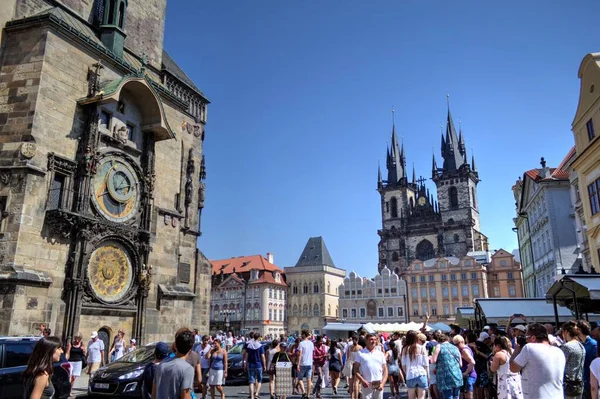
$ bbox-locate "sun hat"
[90,331,98,338]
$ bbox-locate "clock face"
[92,157,140,222]
[87,242,134,303]
[418,196,427,206]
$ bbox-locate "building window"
[411,288,418,299]
[360,308,366,318]
[430,287,436,298]
[269,309,272,321]
[589,178,600,215]
[378,307,384,317]
[507,272,514,280]
[443,304,450,315]
[462,285,469,297]
[442,287,449,298]
[450,274,456,281]
[431,305,438,316]
[413,305,419,316]
[411,276,416,283]
[351,309,357,318]
[48,173,66,210]
[421,287,427,298]
[449,186,459,209]
[587,118,595,141]
[460,273,467,280]
[416,239,435,261]
[378,289,383,295]
[303,285,308,294]
[465,260,471,266]
[313,304,319,316]
[397,307,403,317]
[279,309,283,320]
[126,123,135,141]
[509,285,516,296]
[391,197,398,217]
[420,276,426,282]
[327,282,331,294]
[392,252,399,262]
[472,285,479,296]
[500,260,507,266]
[442,274,447,281]
[342,309,348,318]
[293,286,298,294]
[472,187,477,209]
[100,110,111,129]
[313,284,319,294]
[421,304,428,316]
[471,272,477,279]
[303,304,308,316]
[429,275,435,282]
[269,288,272,298]
[493,286,500,297]
[454,234,460,243]
[451,286,458,298]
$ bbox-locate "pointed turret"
[471,154,477,172]
[441,99,467,171]
[386,120,406,186]
[432,153,438,179]
[412,163,416,185]
[377,163,383,188]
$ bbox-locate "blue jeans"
[441,387,460,399]
[247,366,263,384]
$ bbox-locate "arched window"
[313,283,319,294]
[327,281,331,294]
[394,267,400,275]
[391,197,398,217]
[454,233,460,243]
[471,187,477,209]
[292,305,298,316]
[118,1,125,28]
[313,304,320,316]
[328,304,331,315]
[303,284,308,294]
[293,285,298,294]
[392,252,399,262]
[416,239,435,261]
[410,197,414,208]
[449,186,459,209]
[303,304,308,316]
[106,0,116,25]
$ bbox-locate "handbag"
[81,355,88,370]
[564,375,583,396]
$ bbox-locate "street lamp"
[220,310,235,331]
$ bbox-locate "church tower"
[432,101,487,256]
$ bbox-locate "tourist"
[42,328,51,338]
[267,340,280,399]
[23,336,63,399]
[344,334,363,399]
[197,335,212,399]
[401,330,429,399]
[65,333,86,393]
[431,333,463,399]
[509,323,565,398]
[272,341,293,399]
[142,342,170,399]
[561,321,585,399]
[453,334,477,399]
[577,320,598,399]
[590,343,600,399]
[426,333,439,399]
[243,332,266,399]
[352,332,388,399]
[506,315,527,349]
[87,331,105,377]
[152,329,195,399]
[109,329,125,362]
[328,338,343,395]
[490,336,522,399]
[288,337,301,394]
[183,333,202,398]
[206,338,227,399]
[225,331,234,351]
[468,331,491,399]
[296,329,315,399]
[128,338,137,353]
[386,339,401,399]
[312,335,328,399]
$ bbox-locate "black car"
[0,337,71,399]
[226,341,269,384]
[88,343,158,397]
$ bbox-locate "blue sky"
[164,0,600,277]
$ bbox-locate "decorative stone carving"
[186,123,193,134]
[0,173,11,187]
[20,142,36,159]
[164,214,171,225]
[112,123,128,144]
[184,148,194,207]
[83,145,99,174]
[198,182,205,209]
[87,60,103,97]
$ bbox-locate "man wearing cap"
[143,342,169,399]
[87,331,105,377]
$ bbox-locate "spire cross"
[416,176,427,186]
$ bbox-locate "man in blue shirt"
[578,320,598,399]
[243,332,266,399]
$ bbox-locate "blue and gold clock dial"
[92,157,140,222]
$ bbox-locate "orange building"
[486,249,525,298]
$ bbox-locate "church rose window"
[416,239,435,261]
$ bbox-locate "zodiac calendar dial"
[87,243,133,303]
[91,157,140,223]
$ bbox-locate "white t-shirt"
[225,336,234,347]
[401,344,429,380]
[87,339,105,363]
[355,348,387,383]
[298,340,315,366]
[197,343,212,369]
[591,358,600,387]
[513,342,565,399]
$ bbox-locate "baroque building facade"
[285,237,345,336]
[486,249,525,298]
[0,0,211,349]
[571,52,600,273]
[209,254,288,337]
[338,267,408,324]
[377,105,488,275]
[512,152,579,297]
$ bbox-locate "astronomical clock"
[87,241,134,304]
[91,156,141,223]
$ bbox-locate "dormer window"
[274,272,280,282]
[250,270,259,280]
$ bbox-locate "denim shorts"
[247,366,263,384]
[297,365,312,380]
[463,376,476,392]
[441,387,460,399]
[406,375,428,389]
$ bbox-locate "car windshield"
[228,343,244,354]
[116,345,155,363]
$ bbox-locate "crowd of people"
[20,316,600,399]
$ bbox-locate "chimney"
[539,157,550,179]
[267,252,274,264]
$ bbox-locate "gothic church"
[377,105,489,274]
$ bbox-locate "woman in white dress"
[109,329,125,362]
[490,336,523,399]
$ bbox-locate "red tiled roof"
[211,254,283,275]
[248,272,288,287]
[524,146,574,182]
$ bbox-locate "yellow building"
[571,53,600,272]
[404,255,488,323]
[285,237,346,335]
[486,249,525,298]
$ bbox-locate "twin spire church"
[377,104,489,274]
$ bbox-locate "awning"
[322,323,376,334]
[456,307,475,328]
[545,274,600,322]
[475,298,573,325]
[429,322,452,332]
